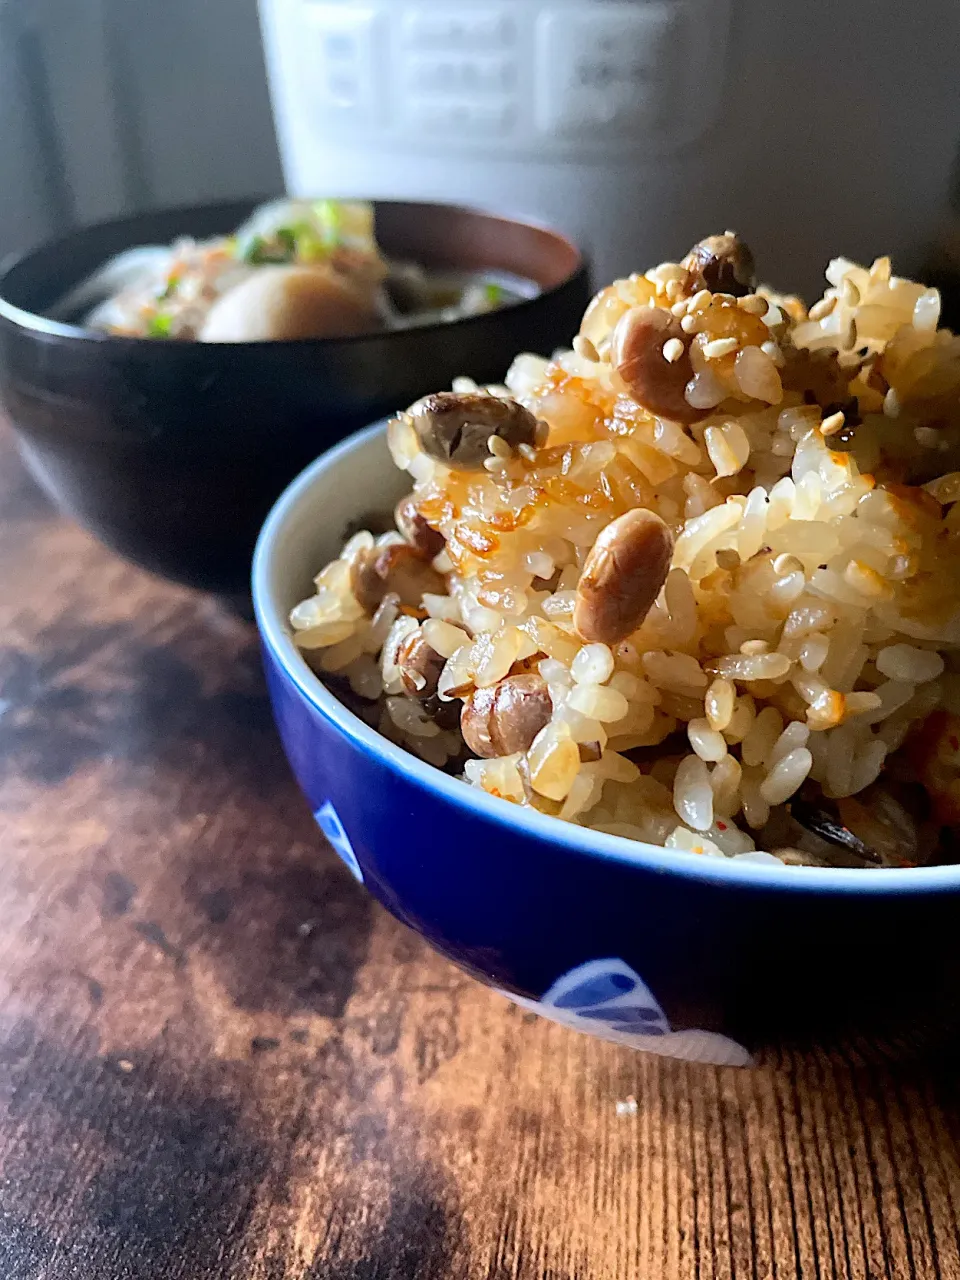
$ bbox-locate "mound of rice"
[291,234,960,869]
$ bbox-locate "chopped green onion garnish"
[484,282,508,305]
[314,199,343,250]
[290,220,325,263]
[241,233,268,264]
[275,227,297,258]
[241,227,299,265]
[148,311,173,338]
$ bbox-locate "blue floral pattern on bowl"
[503,958,753,1066]
[314,800,364,884]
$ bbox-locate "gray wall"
[0,0,283,255]
[105,0,283,213]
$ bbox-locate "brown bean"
[574,508,674,645]
[395,629,445,700]
[681,232,756,298]
[350,543,445,614]
[460,674,553,759]
[394,495,445,559]
[410,392,539,468]
[611,307,705,425]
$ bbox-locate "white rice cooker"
[259,0,960,298]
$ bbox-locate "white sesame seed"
[662,337,685,363]
[649,262,687,285]
[840,278,861,308]
[483,456,508,473]
[689,288,712,312]
[671,299,689,317]
[572,334,599,361]
[703,337,739,359]
[883,387,900,418]
[487,434,512,458]
[762,303,783,328]
[820,410,846,437]
[680,314,697,334]
[760,339,783,365]
[665,279,683,301]
[807,294,837,322]
[518,442,538,461]
[738,294,768,314]
[740,639,770,655]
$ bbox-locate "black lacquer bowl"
[0,197,588,596]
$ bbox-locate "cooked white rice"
[291,234,960,869]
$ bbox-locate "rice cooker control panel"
[291,0,730,156]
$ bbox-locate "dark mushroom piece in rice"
[681,232,756,298]
[410,392,541,469]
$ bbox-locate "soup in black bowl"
[0,197,588,597]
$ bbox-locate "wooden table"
[2,423,960,1280]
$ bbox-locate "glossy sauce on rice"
[291,234,960,869]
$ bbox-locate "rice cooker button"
[405,53,516,97]
[408,98,516,139]
[535,3,720,143]
[302,5,380,127]
[402,8,516,51]
[536,6,669,136]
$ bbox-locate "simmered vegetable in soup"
[67,200,534,342]
[290,232,960,871]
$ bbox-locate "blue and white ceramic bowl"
[253,423,960,1066]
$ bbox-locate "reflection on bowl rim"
[0,198,585,347]
[252,420,960,897]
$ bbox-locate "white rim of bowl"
[252,421,960,897]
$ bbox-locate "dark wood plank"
[2,422,960,1280]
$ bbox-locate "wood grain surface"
[2,422,960,1279]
